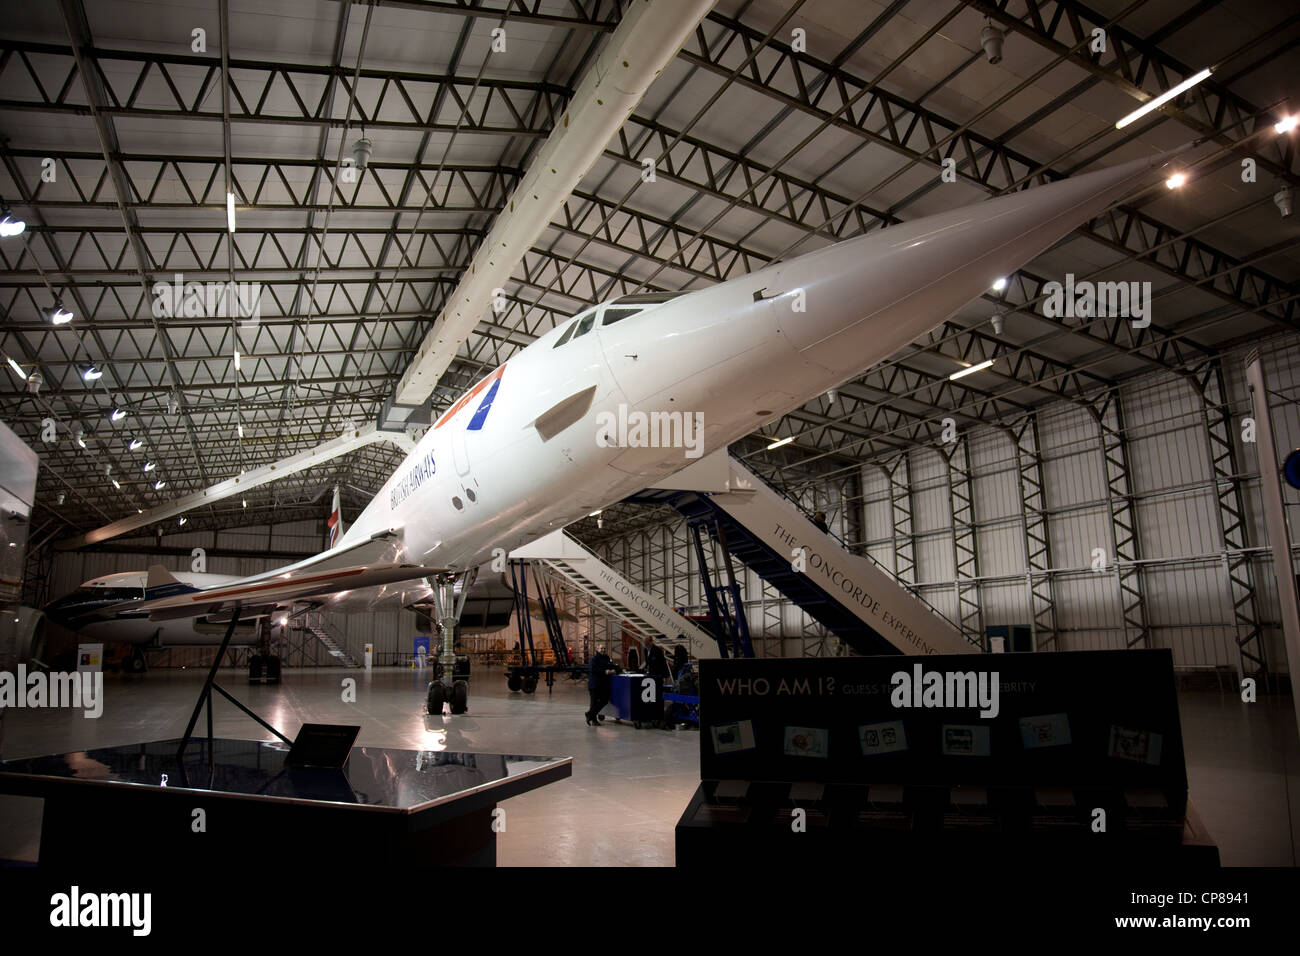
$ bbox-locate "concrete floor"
[1,665,1297,866]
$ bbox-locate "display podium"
[1,738,571,867]
[601,673,665,727]
[675,650,1219,867]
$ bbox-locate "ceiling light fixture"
[129,438,143,451]
[82,365,102,381]
[227,192,236,233]
[352,135,373,171]
[1115,68,1212,129]
[143,461,156,472]
[1165,172,1188,189]
[979,23,1005,65]
[111,408,126,422]
[950,359,996,380]
[6,356,26,380]
[111,479,121,489]
[766,436,794,450]
[234,350,241,371]
[49,303,73,324]
[1276,186,1295,219]
[1275,115,1298,135]
[154,480,166,490]
[0,205,25,237]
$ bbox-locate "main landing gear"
[425,570,473,716]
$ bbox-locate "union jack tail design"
[327,484,344,548]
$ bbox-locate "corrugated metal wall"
[597,334,1300,673]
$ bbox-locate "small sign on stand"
[77,643,104,673]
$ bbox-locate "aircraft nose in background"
[770,153,1172,375]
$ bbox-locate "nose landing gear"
[425,570,474,716]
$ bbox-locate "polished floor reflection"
[1,666,1295,866]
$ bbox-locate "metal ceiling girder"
[0,38,569,137]
[967,0,1299,188]
[681,10,1298,337]
[328,0,620,31]
[56,0,210,488]
[6,147,518,215]
[390,0,717,405]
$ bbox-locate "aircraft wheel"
[427,682,446,715]
[507,674,522,692]
[450,680,469,714]
[522,676,538,694]
[125,650,147,674]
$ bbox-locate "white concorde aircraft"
[99,151,1179,710]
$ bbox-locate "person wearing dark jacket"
[811,511,829,533]
[672,644,689,678]
[645,639,671,682]
[586,650,616,726]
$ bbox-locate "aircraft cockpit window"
[601,306,643,326]
[553,322,577,348]
[553,308,597,348]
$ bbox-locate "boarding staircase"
[299,611,361,667]
[628,455,977,656]
[512,530,719,659]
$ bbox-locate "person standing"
[586,648,616,726]
[645,638,670,682]
[811,511,829,533]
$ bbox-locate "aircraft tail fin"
[145,564,199,600]
[327,485,345,549]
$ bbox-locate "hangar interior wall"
[41,519,610,667]
[596,335,1300,676]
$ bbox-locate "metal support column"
[1091,389,1149,649]
[1010,415,1058,651]
[1194,359,1268,682]
[943,439,983,645]
[1245,352,1300,735]
[881,454,916,589]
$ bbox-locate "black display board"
[698,650,1186,794]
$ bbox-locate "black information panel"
[677,650,1212,866]
[699,650,1186,794]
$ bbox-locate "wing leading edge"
[123,562,446,622]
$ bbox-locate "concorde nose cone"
[772,151,1175,373]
